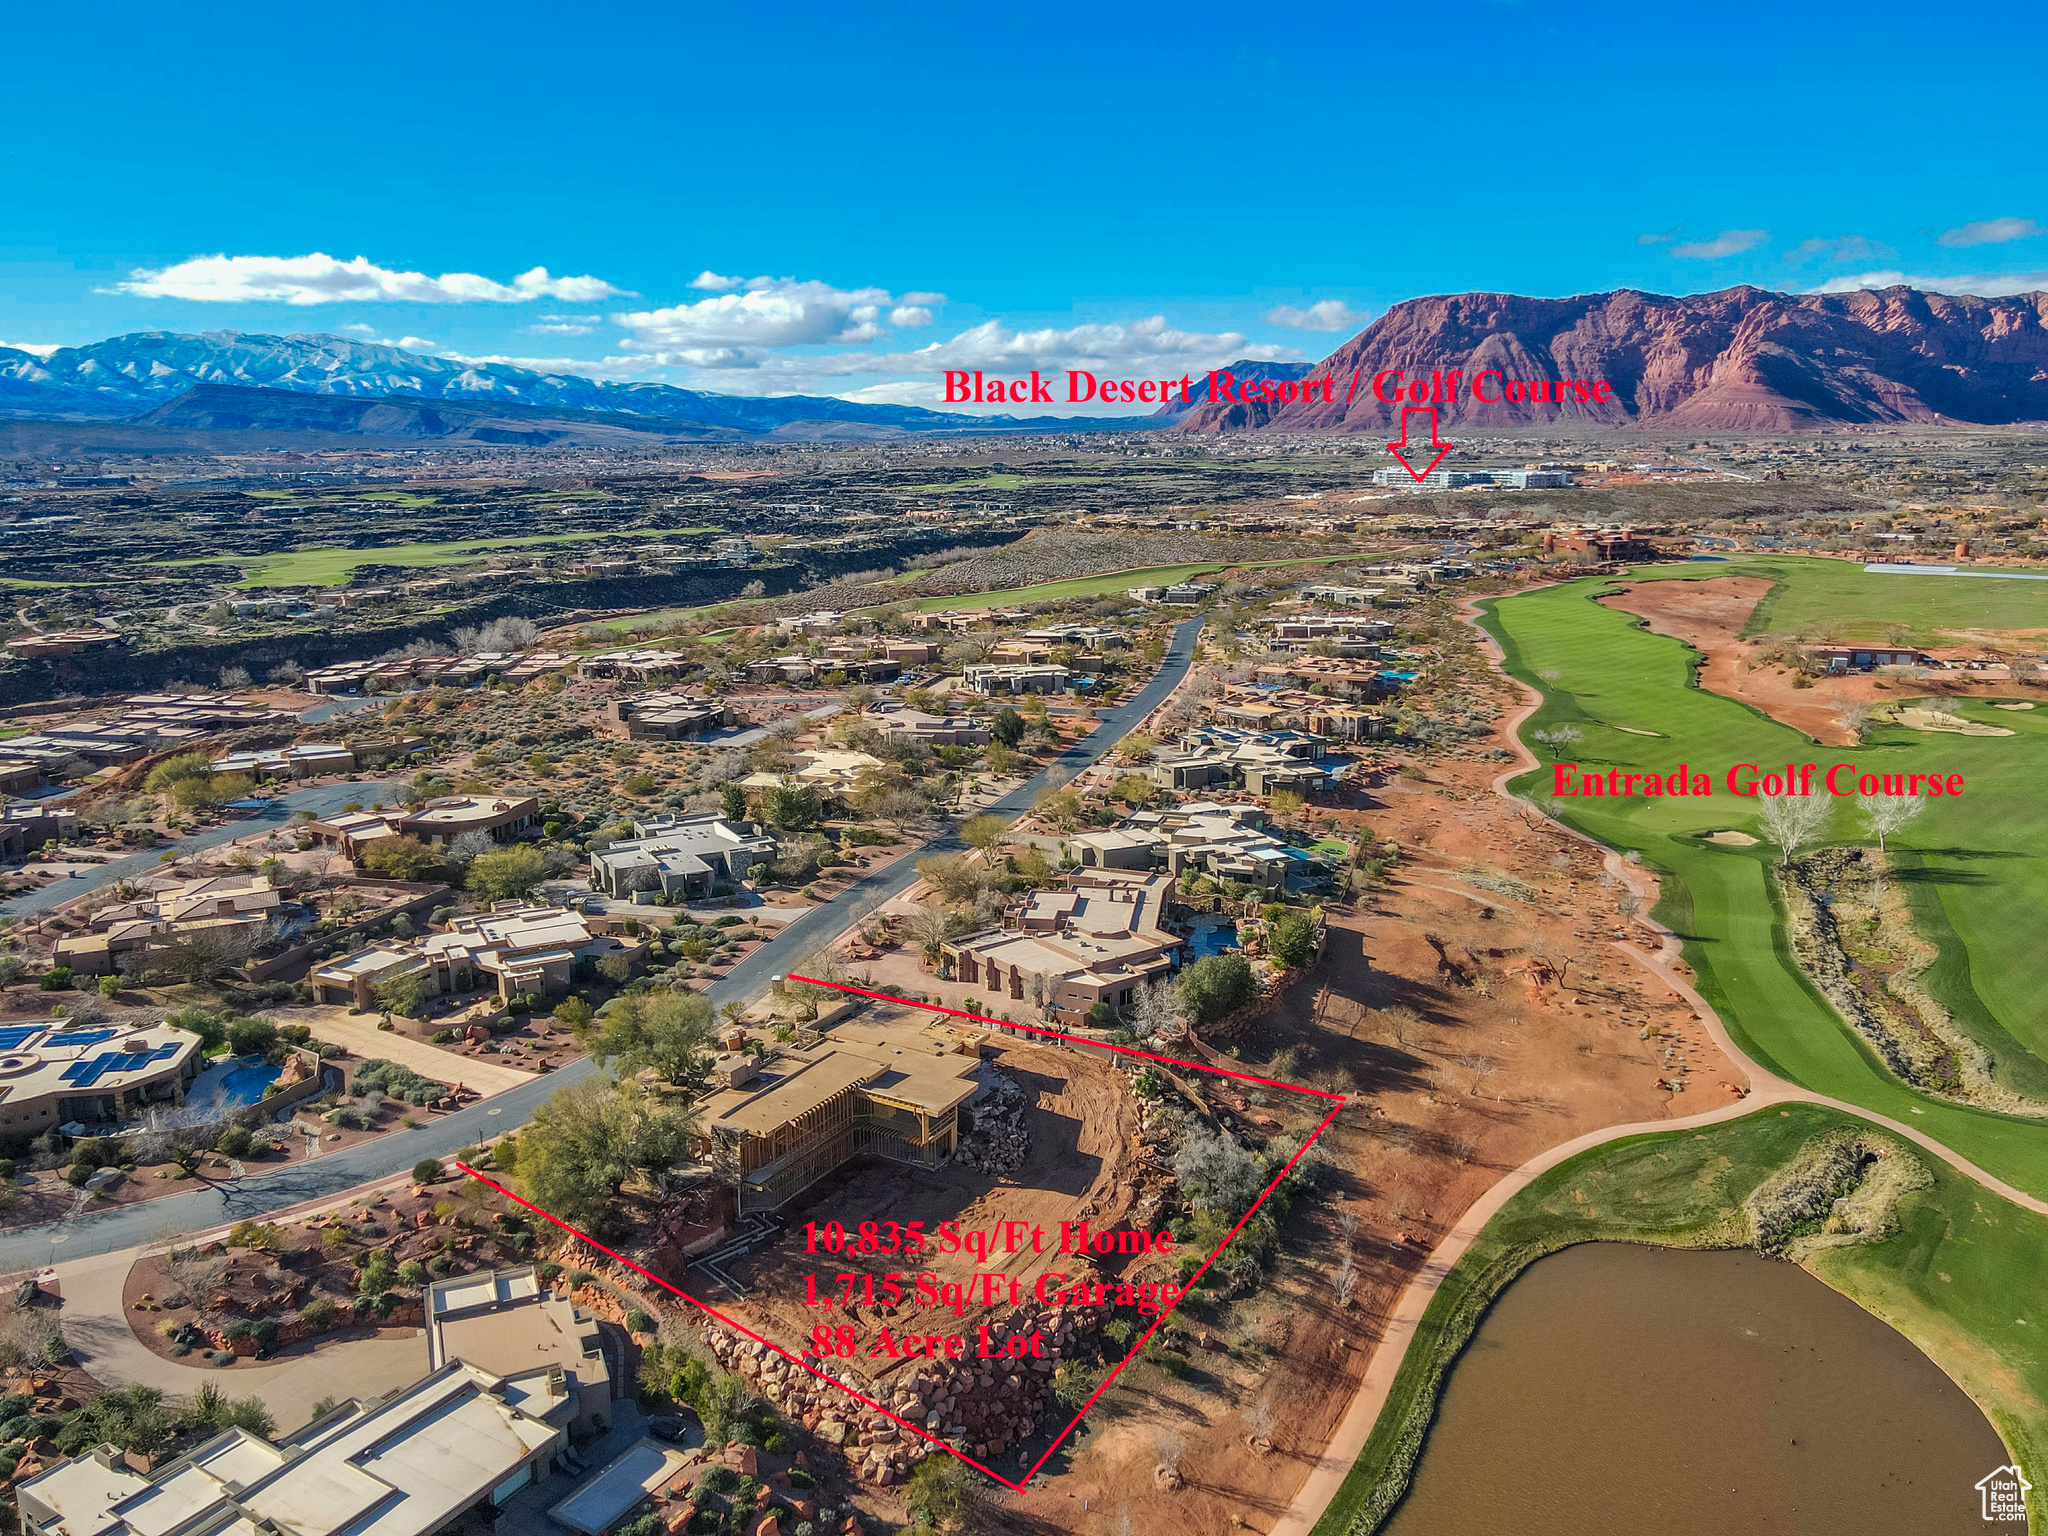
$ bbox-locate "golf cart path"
[1271,589,2048,1536]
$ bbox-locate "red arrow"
[1387,405,1450,481]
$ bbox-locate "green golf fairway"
[1482,562,2048,1195]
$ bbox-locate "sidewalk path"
[53,1246,426,1433]
[1271,592,2048,1536]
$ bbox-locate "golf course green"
[1480,559,2048,1195]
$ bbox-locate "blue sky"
[3,0,2045,409]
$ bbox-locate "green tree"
[226,1015,278,1055]
[468,845,547,901]
[762,779,822,831]
[719,781,747,822]
[960,814,1010,855]
[1175,952,1257,1023]
[144,753,214,792]
[374,972,428,1019]
[361,836,439,880]
[579,990,716,1085]
[991,707,1025,747]
[552,996,594,1030]
[518,1076,699,1234]
[1267,910,1317,970]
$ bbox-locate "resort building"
[18,1362,569,1536]
[588,814,776,901]
[310,904,637,1010]
[701,1015,985,1212]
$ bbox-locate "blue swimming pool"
[1186,921,1238,960]
[216,1064,280,1105]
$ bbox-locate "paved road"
[0,618,1204,1268]
[0,780,400,921]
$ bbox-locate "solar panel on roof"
[60,1044,178,1088]
[45,1029,117,1048]
[0,1027,41,1050]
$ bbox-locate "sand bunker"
[1614,726,1664,736]
[1889,707,2014,737]
[1703,830,1760,846]
[1993,701,2036,711]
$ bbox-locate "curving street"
[0,616,1205,1269]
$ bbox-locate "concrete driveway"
[279,1006,539,1098]
[54,1246,427,1434]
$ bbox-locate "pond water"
[1383,1242,2007,1536]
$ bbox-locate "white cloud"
[1,341,62,358]
[1938,217,2040,248]
[1637,228,1683,246]
[682,316,1301,415]
[1670,229,1769,259]
[614,278,897,353]
[688,271,743,290]
[1785,235,1890,265]
[341,323,378,336]
[1807,269,2048,298]
[107,253,630,306]
[526,321,598,336]
[1262,299,1370,333]
[889,306,934,328]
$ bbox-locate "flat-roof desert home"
[701,1016,984,1211]
[311,904,637,1009]
[426,1267,613,1438]
[941,869,1183,1021]
[0,1021,204,1138]
[309,796,541,856]
[588,814,776,901]
[18,1362,569,1536]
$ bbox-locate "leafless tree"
[1242,1395,1277,1450]
[1333,1242,1359,1308]
[1154,1428,1184,1477]
[1835,702,1873,744]
[1379,1004,1418,1047]
[1454,1053,1500,1094]
[1860,791,1925,857]
[139,921,266,984]
[1756,789,1833,867]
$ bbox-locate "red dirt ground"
[1600,576,2048,745]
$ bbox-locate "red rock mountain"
[1172,285,2048,433]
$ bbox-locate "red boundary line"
[457,978,1346,1491]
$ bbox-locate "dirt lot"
[993,747,1731,1535]
[1601,576,2044,745]
[704,1034,1144,1399]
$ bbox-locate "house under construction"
[701,1016,986,1212]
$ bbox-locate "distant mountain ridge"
[0,330,1143,436]
[1170,284,2048,433]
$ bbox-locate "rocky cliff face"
[1171,285,2048,433]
